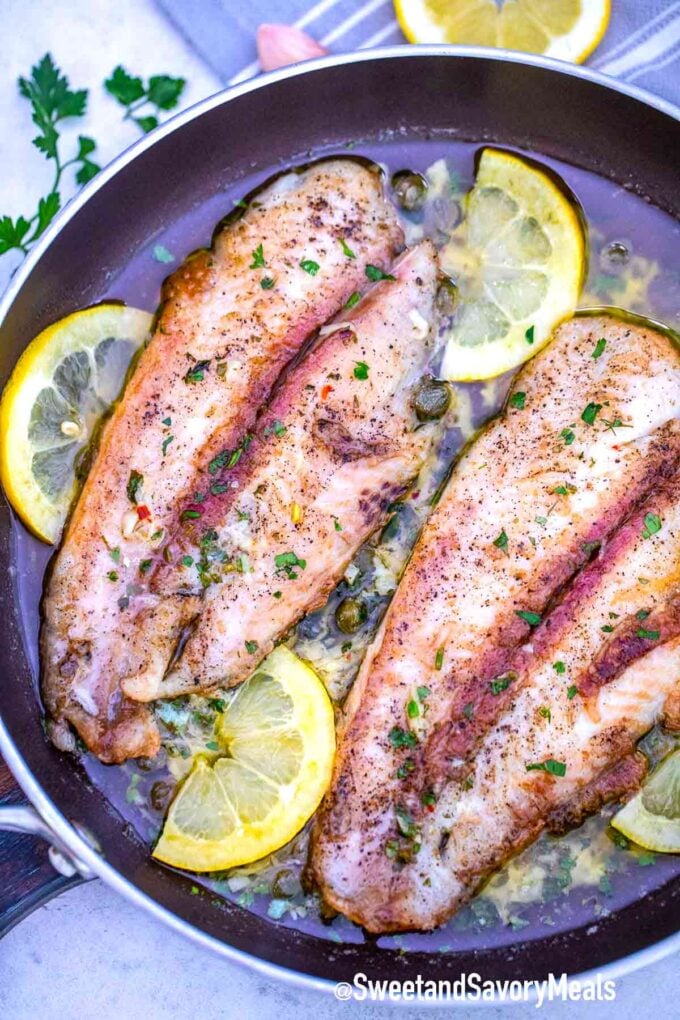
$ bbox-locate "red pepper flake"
[410,490,420,500]
[320,384,334,400]
[136,504,151,521]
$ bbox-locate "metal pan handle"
[0,757,92,936]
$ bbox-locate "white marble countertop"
[0,1,678,1015]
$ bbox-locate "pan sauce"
[15,139,680,950]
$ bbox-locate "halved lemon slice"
[395,0,610,63]
[153,647,336,872]
[611,749,680,854]
[440,148,585,381]
[0,304,151,543]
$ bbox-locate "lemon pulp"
[612,749,680,854]
[0,304,151,543]
[395,0,611,63]
[153,647,336,872]
[440,147,585,381]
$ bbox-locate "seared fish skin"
[123,242,440,701]
[381,477,680,931]
[42,159,403,763]
[311,315,680,930]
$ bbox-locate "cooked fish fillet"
[311,314,680,930]
[373,479,680,931]
[42,159,403,763]
[122,242,440,701]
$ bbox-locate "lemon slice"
[153,647,336,872]
[611,749,680,854]
[0,304,151,544]
[395,0,610,63]
[440,148,585,381]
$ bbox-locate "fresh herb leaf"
[365,264,395,282]
[642,512,662,539]
[184,359,210,384]
[396,758,415,779]
[249,243,265,269]
[539,706,551,721]
[339,238,356,259]
[106,66,185,134]
[274,551,306,579]
[260,276,275,290]
[353,361,369,380]
[389,726,417,749]
[526,758,566,777]
[581,402,603,426]
[567,685,578,700]
[509,391,526,410]
[127,470,143,504]
[592,338,607,359]
[139,559,153,575]
[345,290,361,309]
[560,428,575,446]
[493,529,509,553]
[180,508,202,521]
[490,676,511,696]
[636,628,660,641]
[525,325,535,344]
[516,610,541,627]
[245,639,258,654]
[553,661,566,674]
[407,699,420,719]
[300,258,320,276]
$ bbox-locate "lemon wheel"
[612,749,680,854]
[440,147,586,381]
[0,304,151,544]
[395,0,611,64]
[153,647,336,872]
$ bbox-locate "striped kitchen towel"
[154,0,680,107]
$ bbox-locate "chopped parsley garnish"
[245,639,258,654]
[567,685,578,700]
[139,559,153,575]
[207,436,252,476]
[210,482,229,495]
[526,758,566,777]
[407,699,420,719]
[333,517,343,532]
[353,361,369,380]
[127,470,143,504]
[260,276,275,289]
[205,740,219,752]
[516,609,541,627]
[535,516,548,528]
[642,512,662,539]
[236,509,251,521]
[490,676,511,696]
[509,391,526,410]
[493,529,509,553]
[582,540,601,556]
[636,609,651,621]
[249,243,265,269]
[274,551,307,579]
[161,435,174,456]
[152,244,174,264]
[553,661,566,674]
[396,758,415,780]
[300,258,320,275]
[181,555,194,567]
[162,416,172,426]
[525,325,535,344]
[602,417,631,434]
[273,590,282,599]
[554,484,576,496]
[106,570,119,582]
[421,789,436,807]
[184,359,210,384]
[339,238,356,259]
[560,428,575,446]
[435,647,444,670]
[345,290,361,309]
[389,726,417,749]
[180,509,202,521]
[365,264,395,282]
[539,706,551,721]
[592,338,607,359]
[264,419,287,438]
[581,402,602,426]
[417,686,431,701]
[395,805,418,839]
[601,624,615,633]
[462,702,474,721]
[636,628,660,641]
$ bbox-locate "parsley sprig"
[105,66,185,134]
[1,55,100,259]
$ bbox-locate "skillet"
[0,45,679,993]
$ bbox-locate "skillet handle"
[0,756,92,937]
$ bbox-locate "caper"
[413,376,452,422]
[272,867,302,899]
[436,276,458,317]
[391,170,428,212]
[150,780,174,812]
[335,596,368,634]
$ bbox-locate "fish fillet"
[373,478,680,930]
[312,314,680,930]
[42,159,403,763]
[122,242,440,700]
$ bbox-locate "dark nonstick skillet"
[1,46,679,993]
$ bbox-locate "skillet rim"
[0,44,679,998]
